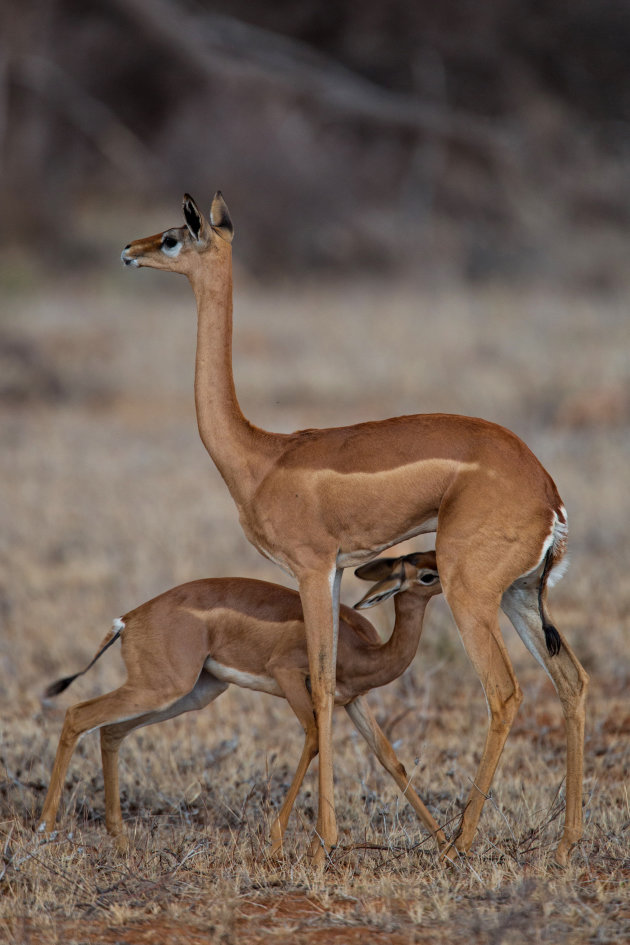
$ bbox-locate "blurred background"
[2,0,630,281]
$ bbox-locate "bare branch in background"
[109,0,516,168]
[13,55,162,181]
[1,0,629,276]
[0,40,8,180]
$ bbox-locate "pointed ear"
[183,194,210,243]
[403,551,437,571]
[354,557,401,582]
[354,574,404,610]
[210,191,234,243]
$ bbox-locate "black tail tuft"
[42,624,123,701]
[543,621,562,657]
[539,547,562,657]
[44,673,80,698]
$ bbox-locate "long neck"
[189,251,278,499]
[353,593,430,690]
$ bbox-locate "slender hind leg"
[99,671,228,850]
[501,583,588,865]
[38,682,198,834]
[440,569,523,855]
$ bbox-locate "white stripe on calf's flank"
[203,657,283,697]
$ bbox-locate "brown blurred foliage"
[2,0,630,279]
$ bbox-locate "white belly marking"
[204,658,283,696]
[336,517,439,568]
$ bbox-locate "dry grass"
[1,264,628,943]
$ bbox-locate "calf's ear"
[353,574,404,610]
[354,556,401,582]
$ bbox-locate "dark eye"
[162,236,178,249]
[419,571,438,585]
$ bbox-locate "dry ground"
[0,262,628,943]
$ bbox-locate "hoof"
[308,836,333,869]
[439,841,464,867]
[113,833,130,855]
[267,842,284,861]
[552,845,569,868]
[268,821,284,860]
[36,823,57,841]
[552,832,580,868]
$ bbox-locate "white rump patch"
[113,617,126,634]
[548,553,570,588]
[548,507,569,586]
[514,508,570,587]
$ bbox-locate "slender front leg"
[297,566,342,866]
[268,669,320,856]
[269,731,319,856]
[345,696,455,859]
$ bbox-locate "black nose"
[124,244,131,249]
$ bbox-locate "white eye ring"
[161,237,182,257]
